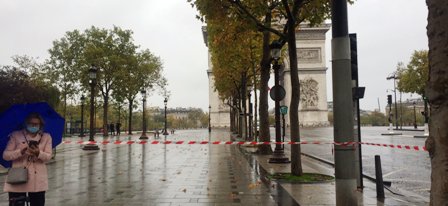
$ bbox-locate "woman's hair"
[25,112,45,129]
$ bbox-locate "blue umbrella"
[0,102,65,168]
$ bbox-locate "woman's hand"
[25,146,40,157]
[20,147,27,155]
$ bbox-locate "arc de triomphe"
[203,24,330,128]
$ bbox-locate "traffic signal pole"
[331,1,357,205]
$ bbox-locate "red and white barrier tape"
[61,140,427,152]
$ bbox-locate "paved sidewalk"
[238,144,429,206]
[0,129,278,206]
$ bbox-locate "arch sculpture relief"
[300,78,319,109]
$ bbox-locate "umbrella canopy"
[0,102,65,168]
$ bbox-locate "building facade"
[281,23,331,127]
[203,26,231,128]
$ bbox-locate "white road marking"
[383,167,408,177]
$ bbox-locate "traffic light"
[349,33,358,81]
[387,95,392,105]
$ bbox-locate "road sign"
[280,106,288,115]
[269,85,286,101]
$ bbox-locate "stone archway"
[281,23,331,127]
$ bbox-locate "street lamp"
[140,89,148,140]
[83,65,99,150]
[413,101,417,129]
[208,105,211,133]
[386,74,399,130]
[268,40,290,164]
[163,98,169,135]
[79,95,85,137]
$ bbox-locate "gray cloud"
[0,0,428,112]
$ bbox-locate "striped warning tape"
[62,140,427,152]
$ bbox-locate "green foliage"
[360,111,388,126]
[0,66,60,113]
[47,26,166,133]
[397,50,429,97]
[47,30,84,101]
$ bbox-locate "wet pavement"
[291,127,430,200]
[239,145,427,206]
[1,129,279,206]
[0,127,430,205]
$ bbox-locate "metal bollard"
[375,155,385,198]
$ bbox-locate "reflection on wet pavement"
[292,127,430,200]
[1,129,281,206]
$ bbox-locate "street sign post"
[280,106,288,115]
[269,85,286,101]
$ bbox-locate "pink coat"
[3,130,52,193]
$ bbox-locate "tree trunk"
[63,92,67,136]
[242,72,248,140]
[287,20,303,176]
[258,12,273,155]
[230,103,235,133]
[253,62,259,142]
[425,0,448,204]
[103,95,109,137]
[118,106,121,123]
[128,100,133,135]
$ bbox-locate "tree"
[113,49,165,134]
[0,66,60,113]
[425,0,448,204]
[190,0,272,153]
[397,50,430,132]
[47,30,84,120]
[82,26,139,137]
[397,50,429,97]
[219,0,333,176]
[48,26,163,136]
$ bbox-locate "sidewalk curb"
[300,152,392,187]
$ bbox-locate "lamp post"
[140,89,148,140]
[80,95,85,137]
[69,113,73,134]
[83,65,99,150]
[163,98,169,135]
[208,105,211,133]
[268,40,289,164]
[413,101,417,129]
[386,74,399,130]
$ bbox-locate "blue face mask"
[26,125,40,134]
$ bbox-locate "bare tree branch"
[228,0,286,39]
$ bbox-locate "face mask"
[26,125,40,134]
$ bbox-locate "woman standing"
[3,113,52,206]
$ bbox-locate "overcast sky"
[0,0,428,112]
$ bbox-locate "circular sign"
[269,85,286,101]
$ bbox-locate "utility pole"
[387,75,399,130]
[377,98,381,113]
[400,92,403,129]
[331,1,357,205]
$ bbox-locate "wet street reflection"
[1,129,281,206]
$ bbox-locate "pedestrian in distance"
[115,122,121,136]
[3,113,52,206]
[109,123,115,136]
